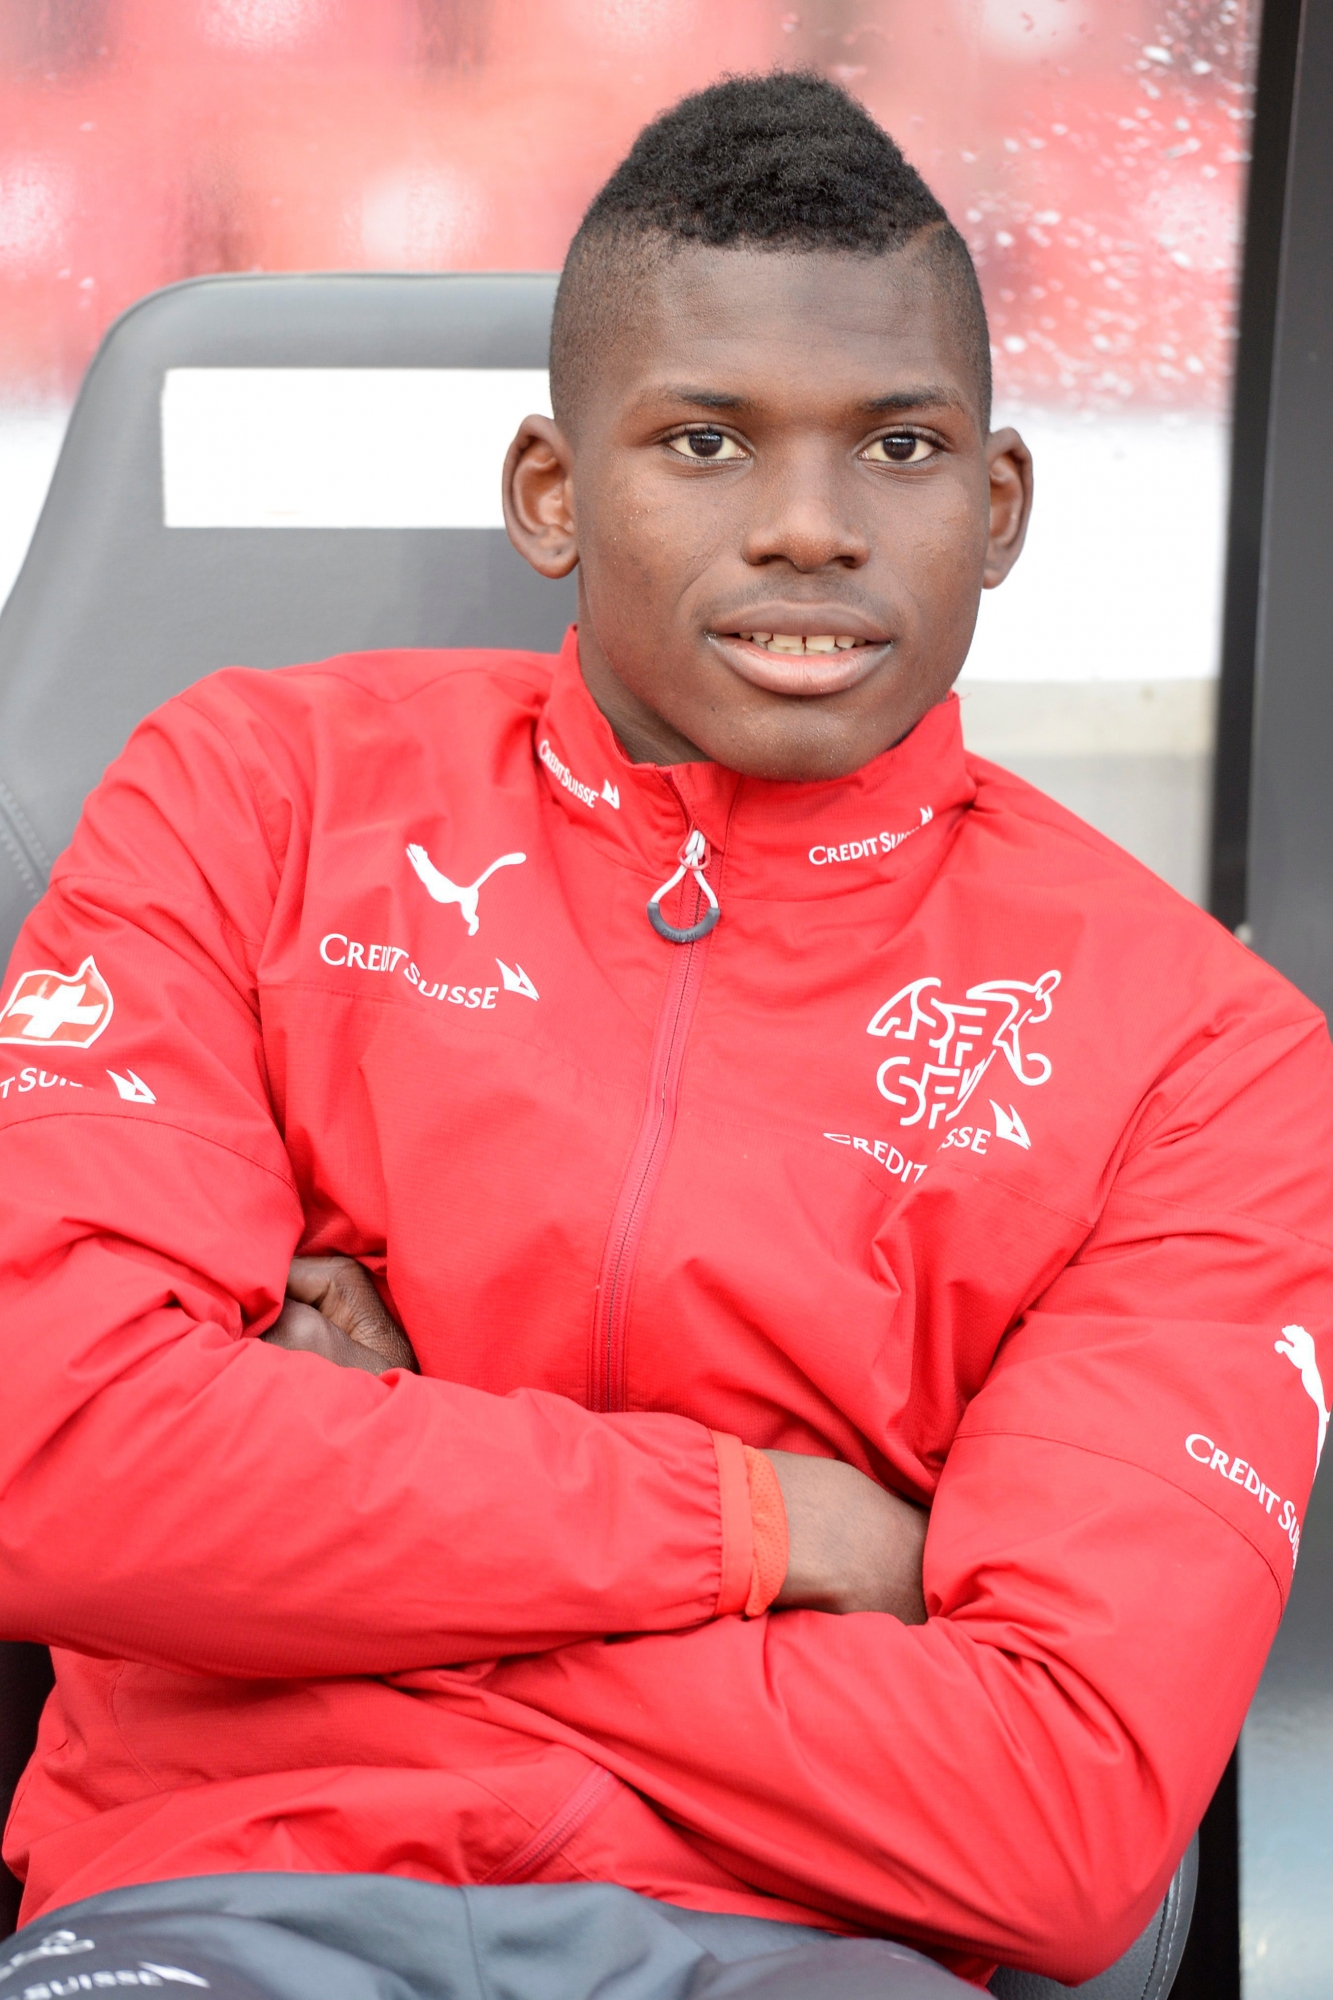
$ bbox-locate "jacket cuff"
[742,1446,789,1617]
[710,1430,755,1617]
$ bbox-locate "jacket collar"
[534,626,976,904]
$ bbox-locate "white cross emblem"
[9,984,100,1038]
[0,956,114,1048]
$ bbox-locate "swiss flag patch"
[0,956,114,1048]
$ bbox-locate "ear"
[502,415,579,579]
[981,427,1033,589]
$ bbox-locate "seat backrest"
[989,1836,1198,2000]
[0,266,572,1932]
[0,270,575,970]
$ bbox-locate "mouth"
[709,626,892,698]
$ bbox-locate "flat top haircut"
[551,71,992,432]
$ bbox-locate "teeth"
[740,632,870,654]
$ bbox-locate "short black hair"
[551,71,991,430]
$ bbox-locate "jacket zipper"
[482,1764,619,1885]
[591,807,719,1412]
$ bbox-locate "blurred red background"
[0,0,1257,414]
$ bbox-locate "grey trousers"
[0,1874,976,2000]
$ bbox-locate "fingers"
[262,1300,393,1374]
[881,1502,929,1626]
[283,1256,419,1373]
[763,1448,928,1622]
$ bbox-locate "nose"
[739,450,871,572]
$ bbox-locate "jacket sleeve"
[0,690,753,1675]
[483,1001,1333,1986]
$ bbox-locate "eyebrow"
[862,386,973,416]
[644,383,972,417]
[652,387,748,411]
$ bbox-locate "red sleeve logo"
[0,957,114,1048]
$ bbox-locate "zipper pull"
[647,828,721,944]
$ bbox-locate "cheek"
[581,473,721,614]
[581,474,659,577]
[879,485,989,607]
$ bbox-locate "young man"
[1,71,1330,2000]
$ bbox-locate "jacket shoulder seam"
[1103,1181,1333,1257]
[0,1105,297,1192]
[952,1426,1290,1602]
[43,868,266,955]
[294,659,549,709]
[194,654,550,713]
[1122,1013,1330,1168]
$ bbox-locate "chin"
[706,726,888,786]
[685,678,942,784]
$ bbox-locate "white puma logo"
[1275,1324,1330,1470]
[406,844,525,936]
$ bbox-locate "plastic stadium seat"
[0,270,574,967]
[0,273,1194,1995]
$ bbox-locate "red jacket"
[2,630,1331,1988]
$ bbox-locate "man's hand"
[262,1277,921,1613]
[262,1256,419,1376]
[762,1449,928,1623]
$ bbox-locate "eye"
[666,428,747,461]
[863,433,936,466]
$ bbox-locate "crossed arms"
[269,1254,929,1623]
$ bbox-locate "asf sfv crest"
[867,971,1061,1131]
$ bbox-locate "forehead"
[599,242,981,427]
